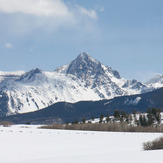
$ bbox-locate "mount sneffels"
[0,52,162,116]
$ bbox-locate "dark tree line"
[71,108,162,127]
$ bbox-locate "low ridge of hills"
[0,87,163,124]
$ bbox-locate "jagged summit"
[65,52,103,78]
[75,52,99,64]
[77,52,89,58]
[55,52,121,81]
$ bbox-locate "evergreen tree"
[152,108,157,116]
[100,114,104,120]
[114,110,120,118]
[147,108,155,126]
[99,117,103,123]
[106,114,110,123]
[139,115,143,126]
[91,116,94,121]
[82,117,86,124]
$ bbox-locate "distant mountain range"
[1,87,163,124]
[0,52,163,117]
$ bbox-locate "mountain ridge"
[1,87,163,124]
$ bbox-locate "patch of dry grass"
[40,123,163,133]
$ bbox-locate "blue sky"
[0,0,163,82]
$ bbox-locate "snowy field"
[0,125,163,163]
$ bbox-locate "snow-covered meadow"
[0,125,163,163]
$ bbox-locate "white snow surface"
[0,125,163,163]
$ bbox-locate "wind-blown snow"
[0,70,25,82]
[0,70,25,76]
[0,125,162,163]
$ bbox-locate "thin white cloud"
[5,43,12,48]
[0,0,98,20]
[77,5,97,20]
[0,0,71,18]
[0,0,99,35]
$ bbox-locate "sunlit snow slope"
[0,125,163,163]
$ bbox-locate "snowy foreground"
[0,125,163,163]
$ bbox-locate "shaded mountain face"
[62,52,121,80]
[1,87,163,124]
[0,52,161,116]
[55,52,121,80]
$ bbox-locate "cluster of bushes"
[41,122,163,132]
[0,121,13,127]
[143,137,163,150]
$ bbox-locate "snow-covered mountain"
[0,52,162,116]
[55,52,151,97]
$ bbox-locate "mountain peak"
[18,68,43,82]
[78,52,89,58]
[65,52,103,78]
[54,52,99,74]
[55,52,122,81]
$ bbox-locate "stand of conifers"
[41,108,163,133]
